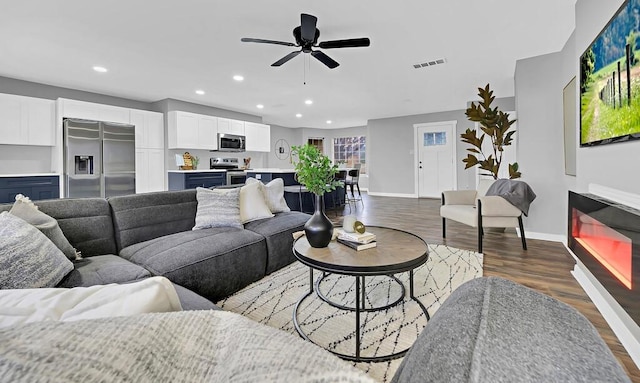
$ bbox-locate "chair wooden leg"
[518,216,527,250]
[477,200,483,253]
[442,218,446,238]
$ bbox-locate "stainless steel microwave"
[217,133,245,152]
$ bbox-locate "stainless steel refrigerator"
[63,118,136,198]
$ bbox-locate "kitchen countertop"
[0,173,61,177]
[247,168,296,173]
[167,169,228,173]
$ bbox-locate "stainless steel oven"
[227,171,247,185]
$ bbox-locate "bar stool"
[284,174,314,213]
[328,170,348,215]
[345,164,363,207]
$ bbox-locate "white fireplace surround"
[567,183,640,368]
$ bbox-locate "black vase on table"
[304,194,333,248]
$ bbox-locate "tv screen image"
[580,0,640,147]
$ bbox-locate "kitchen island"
[168,169,227,190]
[246,168,346,213]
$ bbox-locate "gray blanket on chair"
[485,179,536,216]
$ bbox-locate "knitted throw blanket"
[0,310,375,383]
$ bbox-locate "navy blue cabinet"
[0,176,60,204]
[168,172,225,190]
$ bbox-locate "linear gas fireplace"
[568,191,640,326]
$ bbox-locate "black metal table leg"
[355,275,361,360]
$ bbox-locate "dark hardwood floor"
[329,192,640,382]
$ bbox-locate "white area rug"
[217,244,483,382]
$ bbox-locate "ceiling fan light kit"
[241,13,370,69]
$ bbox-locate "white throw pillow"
[0,212,74,289]
[240,181,274,223]
[0,276,182,329]
[193,187,243,230]
[246,177,291,213]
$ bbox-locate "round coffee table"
[292,226,430,362]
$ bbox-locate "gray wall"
[515,51,571,237]
[268,124,302,169]
[0,76,150,110]
[512,0,639,238]
[367,98,515,196]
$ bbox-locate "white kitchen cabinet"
[217,117,245,135]
[167,111,217,150]
[59,98,130,124]
[136,148,165,193]
[244,122,271,152]
[131,110,164,149]
[0,93,55,146]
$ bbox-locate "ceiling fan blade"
[311,50,339,69]
[271,50,302,67]
[241,38,296,47]
[318,37,370,49]
[300,13,318,42]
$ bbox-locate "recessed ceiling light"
[326,120,332,124]
[233,75,244,81]
[93,66,108,73]
[256,104,264,109]
[195,90,205,95]
[296,113,302,118]
[304,99,313,105]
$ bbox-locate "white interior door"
[416,122,456,198]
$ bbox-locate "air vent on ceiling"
[413,58,446,69]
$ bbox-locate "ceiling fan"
[241,13,370,69]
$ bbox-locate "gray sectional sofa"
[0,190,632,382]
[0,189,310,309]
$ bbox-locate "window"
[333,136,366,174]
[423,131,447,146]
[307,138,324,153]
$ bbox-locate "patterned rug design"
[217,244,483,382]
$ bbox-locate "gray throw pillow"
[193,187,243,230]
[10,198,79,261]
[0,212,74,289]
[246,177,291,213]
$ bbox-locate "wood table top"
[293,226,429,275]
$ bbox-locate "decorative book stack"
[335,228,377,251]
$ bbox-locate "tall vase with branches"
[462,84,521,180]
[291,144,343,248]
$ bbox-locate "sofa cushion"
[244,211,310,274]
[108,189,198,251]
[391,276,631,383]
[119,228,268,301]
[1,197,117,257]
[172,284,219,311]
[0,212,73,289]
[57,254,151,288]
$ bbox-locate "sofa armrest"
[478,195,521,216]
[442,190,477,205]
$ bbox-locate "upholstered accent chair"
[440,179,527,253]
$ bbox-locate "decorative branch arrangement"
[462,84,521,180]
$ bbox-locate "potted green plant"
[291,144,343,248]
[462,84,521,179]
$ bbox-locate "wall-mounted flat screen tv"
[580,0,640,147]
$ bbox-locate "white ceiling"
[0,1,576,129]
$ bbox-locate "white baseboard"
[520,230,564,243]
[367,191,418,198]
[571,262,640,368]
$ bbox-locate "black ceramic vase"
[304,194,333,248]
